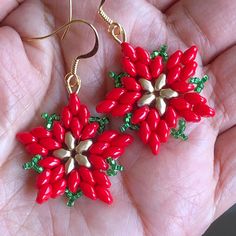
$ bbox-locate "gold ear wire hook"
[98,0,127,44]
[61,0,73,40]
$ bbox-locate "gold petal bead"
[53,149,71,159]
[139,78,154,93]
[76,140,93,154]
[75,154,91,168]
[160,89,179,99]
[155,97,167,116]
[65,132,76,150]
[155,73,166,91]
[65,157,75,174]
[137,93,156,107]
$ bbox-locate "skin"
[0,0,236,235]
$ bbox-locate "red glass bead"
[69,93,80,115]
[182,46,198,65]
[139,121,151,144]
[31,127,51,139]
[61,107,72,128]
[150,56,163,78]
[95,186,113,204]
[26,143,48,156]
[96,100,117,113]
[156,120,170,143]
[122,57,137,77]
[52,122,65,143]
[97,130,118,142]
[167,65,182,84]
[193,104,215,117]
[78,105,90,126]
[178,110,201,122]
[16,132,37,145]
[163,107,178,128]
[51,179,66,198]
[103,147,124,160]
[80,122,99,140]
[93,170,111,188]
[89,142,110,155]
[166,50,183,70]
[119,91,141,105]
[122,77,141,91]
[79,167,95,185]
[36,169,51,188]
[135,62,151,80]
[80,182,97,200]
[146,108,160,131]
[111,104,132,117]
[70,117,82,139]
[135,47,150,65]
[131,106,150,124]
[50,164,65,184]
[67,169,80,193]
[180,61,198,81]
[184,92,207,105]
[170,81,195,93]
[39,138,61,150]
[38,157,61,169]
[36,184,52,204]
[110,134,133,147]
[89,155,109,170]
[106,88,126,100]
[169,98,191,111]
[121,42,137,61]
[149,133,160,155]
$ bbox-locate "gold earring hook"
[98,0,127,44]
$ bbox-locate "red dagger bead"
[61,107,72,128]
[53,122,65,143]
[50,164,65,183]
[182,46,198,65]
[149,133,160,155]
[180,61,198,81]
[31,127,51,139]
[150,56,163,78]
[80,182,97,200]
[39,138,61,150]
[67,169,80,193]
[70,117,82,139]
[95,186,113,204]
[163,107,178,128]
[36,169,51,188]
[121,77,141,91]
[166,50,183,70]
[69,93,80,115]
[106,88,126,100]
[122,58,137,77]
[184,93,207,105]
[79,167,95,185]
[26,143,48,156]
[80,122,99,140]
[16,132,37,144]
[178,110,201,122]
[135,62,151,80]
[103,147,124,160]
[156,120,170,143]
[169,98,191,111]
[93,170,111,188]
[51,179,66,198]
[136,47,150,65]
[139,121,151,144]
[89,142,110,155]
[36,184,52,204]
[119,92,141,105]
[131,106,150,124]
[97,130,118,142]
[170,81,195,93]
[96,100,117,113]
[110,134,133,147]
[38,157,61,169]
[111,104,132,117]
[167,65,182,84]
[147,108,160,131]
[193,104,215,117]
[89,155,109,170]
[78,105,90,126]
[121,42,137,61]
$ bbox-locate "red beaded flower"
[17,93,132,206]
[96,43,215,154]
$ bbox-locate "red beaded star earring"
[96,0,215,155]
[16,19,133,206]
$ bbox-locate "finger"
[0,0,24,21]
[206,45,236,133]
[214,125,236,219]
[146,0,178,11]
[166,0,236,64]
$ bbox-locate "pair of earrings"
[16,0,215,206]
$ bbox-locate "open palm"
[0,0,236,235]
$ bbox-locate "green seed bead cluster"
[190,75,209,93]
[109,71,127,88]
[120,113,139,132]
[89,116,109,133]
[41,113,60,130]
[171,119,188,141]
[106,158,124,176]
[23,154,43,173]
[65,189,83,207]
[150,45,169,61]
